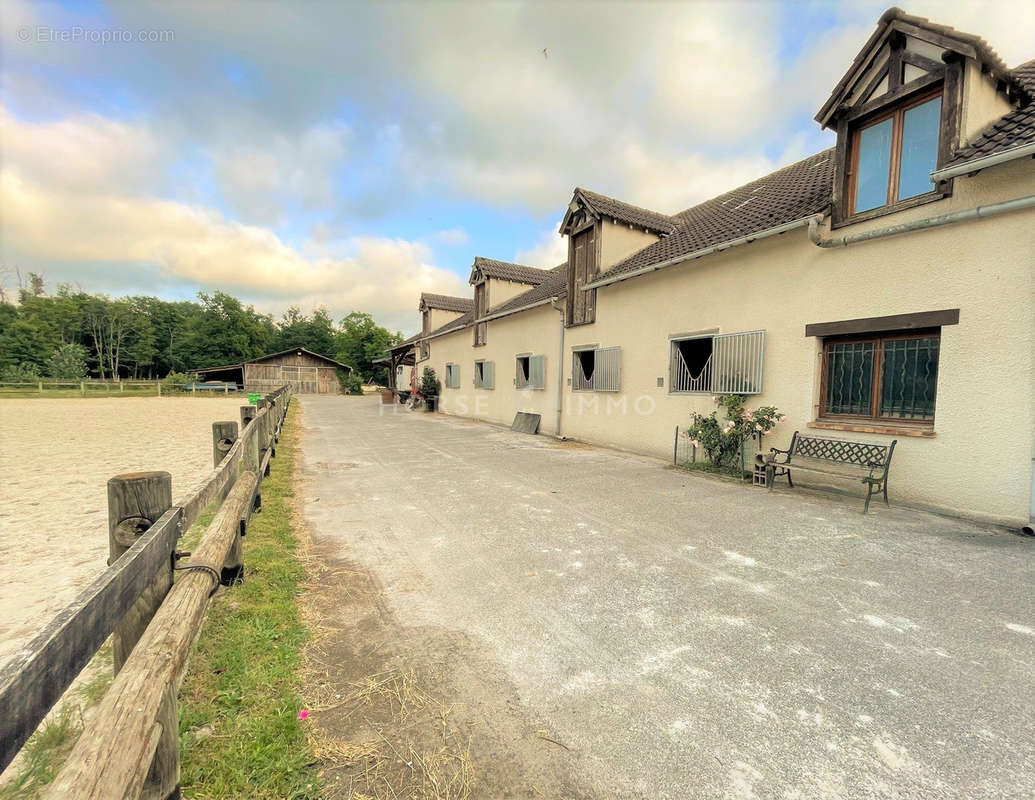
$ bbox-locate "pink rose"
[297,710,310,720]
[779,415,788,423]
[755,423,763,431]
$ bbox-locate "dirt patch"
[297,521,603,799]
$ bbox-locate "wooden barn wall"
[244,353,341,394]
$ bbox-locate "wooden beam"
[805,309,960,338]
[42,473,259,800]
[845,71,943,124]
[0,508,181,772]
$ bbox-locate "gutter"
[808,194,1035,247]
[550,298,566,437]
[582,215,823,291]
[930,141,1035,183]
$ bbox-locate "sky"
[1,1,1032,335]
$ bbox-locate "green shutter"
[530,355,546,390]
[485,360,494,390]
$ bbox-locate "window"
[421,310,430,359]
[821,330,939,424]
[669,330,765,394]
[572,347,620,392]
[474,283,487,346]
[515,354,546,390]
[445,363,460,389]
[473,360,494,389]
[849,92,942,215]
[567,226,598,326]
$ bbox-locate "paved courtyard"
[300,395,1035,799]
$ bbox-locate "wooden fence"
[0,384,293,799]
[0,379,239,396]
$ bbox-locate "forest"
[0,273,403,384]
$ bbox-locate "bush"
[418,367,441,398]
[1,362,41,382]
[337,369,363,395]
[161,372,193,388]
[46,343,88,379]
[685,395,787,470]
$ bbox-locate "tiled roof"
[419,293,474,313]
[944,59,1035,168]
[818,7,1025,127]
[595,150,835,282]
[427,310,474,338]
[472,257,552,285]
[576,188,678,234]
[390,331,422,350]
[483,263,568,319]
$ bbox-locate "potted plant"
[418,367,441,412]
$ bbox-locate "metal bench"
[765,431,896,513]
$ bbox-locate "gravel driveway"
[300,395,1035,799]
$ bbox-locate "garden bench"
[765,431,896,513]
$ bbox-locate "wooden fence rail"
[0,384,293,798]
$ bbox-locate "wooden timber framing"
[0,384,293,793]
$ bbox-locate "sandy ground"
[301,395,1035,800]
[0,397,249,671]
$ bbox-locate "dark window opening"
[677,337,712,379]
[516,356,530,388]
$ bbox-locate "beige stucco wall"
[486,278,536,311]
[555,159,1034,525]
[960,61,1014,146]
[429,307,466,331]
[599,219,660,270]
[427,303,564,435]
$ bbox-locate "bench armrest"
[767,446,790,464]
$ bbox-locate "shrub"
[46,343,88,379]
[685,394,787,470]
[418,367,441,398]
[1,362,41,382]
[161,372,193,388]
[337,369,363,395]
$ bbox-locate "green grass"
[0,645,112,800]
[177,404,321,799]
[676,459,752,480]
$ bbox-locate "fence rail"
[0,379,242,396]
[0,384,293,799]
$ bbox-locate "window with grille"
[474,360,494,389]
[516,354,546,390]
[669,330,765,394]
[821,330,939,423]
[572,347,620,392]
[445,363,460,389]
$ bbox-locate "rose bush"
[686,394,786,470]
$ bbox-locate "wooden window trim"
[844,87,946,222]
[818,328,939,427]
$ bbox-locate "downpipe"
[809,195,1035,536]
[808,194,1035,247]
[551,298,565,437]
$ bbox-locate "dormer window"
[850,91,942,214]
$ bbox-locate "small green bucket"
[248,392,261,405]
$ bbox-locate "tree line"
[0,273,403,384]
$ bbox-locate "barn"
[194,348,352,394]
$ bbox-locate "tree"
[337,311,402,383]
[178,291,274,369]
[46,343,89,379]
[273,306,338,357]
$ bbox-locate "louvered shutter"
[484,361,494,390]
[530,355,546,390]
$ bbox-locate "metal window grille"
[669,331,765,394]
[594,347,621,392]
[880,337,938,420]
[572,350,594,391]
[529,355,546,390]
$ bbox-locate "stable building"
[194,347,352,394]
[405,9,1035,530]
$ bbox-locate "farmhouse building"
[195,347,351,394]
[401,8,1035,529]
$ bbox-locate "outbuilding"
[194,347,352,394]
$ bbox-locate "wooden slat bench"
[765,431,897,513]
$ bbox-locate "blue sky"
[2,0,1031,333]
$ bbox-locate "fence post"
[38,380,43,393]
[212,421,238,468]
[240,404,255,430]
[80,381,85,396]
[106,471,179,800]
[157,381,161,397]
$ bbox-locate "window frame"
[515,354,530,390]
[818,328,940,427]
[846,87,945,219]
[571,346,620,393]
[473,359,494,390]
[668,330,766,395]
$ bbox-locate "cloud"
[514,222,567,268]
[0,108,465,331]
[432,228,470,246]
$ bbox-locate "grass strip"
[178,403,321,799]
